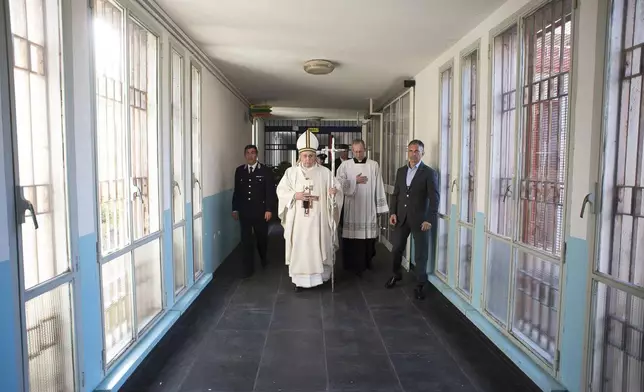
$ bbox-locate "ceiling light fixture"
[303,59,335,75]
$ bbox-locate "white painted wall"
[202,71,252,197]
[414,0,603,241]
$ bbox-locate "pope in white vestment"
[276,130,343,291]
[336,140,388,275]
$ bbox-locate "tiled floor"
[122,224,540,392]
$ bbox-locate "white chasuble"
[336,159,388,239]
[276,164,343,288]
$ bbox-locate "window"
[483,0,572,365]
[171,49,186,293]
[486,25,518,326]
[590,1,644,390]
[457,49,478,295]
[7,0,76,388]
[93,0,162,365]
[191,64,203,278]
[436,66,453,278]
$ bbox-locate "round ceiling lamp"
[303,59,335,75]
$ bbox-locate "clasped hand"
[356,172,368,184]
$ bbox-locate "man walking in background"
[336,139,388,276]
[232,144,276,278]
[385,140,439,300]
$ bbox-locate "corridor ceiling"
[155,0,505,113]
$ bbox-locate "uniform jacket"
[232,162,276,219]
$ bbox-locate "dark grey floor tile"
[255,330,326,392]
[270,293,322,330]
[196,329,267,359]
[362,288,410,308]
[215,306,273,330]
[228,285,277,309]
[326,353,401,392]
[379,326,442,354]
[370,306,428,330]
[391,353,477,392]
[179,356,262,392]
[324,329,386,356]
[322,294,374,330]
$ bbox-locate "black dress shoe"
[414,285,426,300]
[294,285,302,292]
[385,275,402,289]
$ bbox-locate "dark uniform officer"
[232,145,276,277]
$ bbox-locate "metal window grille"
[489,26,518,238]
[518,1,571,257]
[592,1,644,390]
[95,0,129,256]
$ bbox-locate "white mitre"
[296,129,319,154]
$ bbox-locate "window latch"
[503,185,513,202]
[15,186,39,229]
[172,180,182,195]
[580,193,595,218]
[451,179,458,192]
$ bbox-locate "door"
[379,89,414,268]
[3,0,77,389]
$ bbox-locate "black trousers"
[391,218,429,284]
[342,238,376,273]
[240,216,268,275]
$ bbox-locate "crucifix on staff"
[301,183,319,216]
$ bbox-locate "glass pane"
[518,0,572,257]
[9,0,70,290]
[460,51,477,223]
[436,217,449,277]
[134,238,162,331]
[25,283,75,392]
[101,254,133,363]
[193,217,203,277]
[128,18,160,240]
[171,50,184,223]
[191,66,202,214]
[439,68,452,216]
[458,226,473,294]
[173,226,185,293]
[94,0,130,256]
[590,282,644,392]
[512,250,560,362]
[489,25,518,238]
[485,237,512,325]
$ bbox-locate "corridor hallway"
[122,224,539,392]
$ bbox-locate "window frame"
[455,41,481,300]
[189,60,203,278]
[481,0,577,375]
[89,0,165,370]
[587,0,644,390]
[435,59,454,283]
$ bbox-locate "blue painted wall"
[203,189,240,274]
[0,260,22,391]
